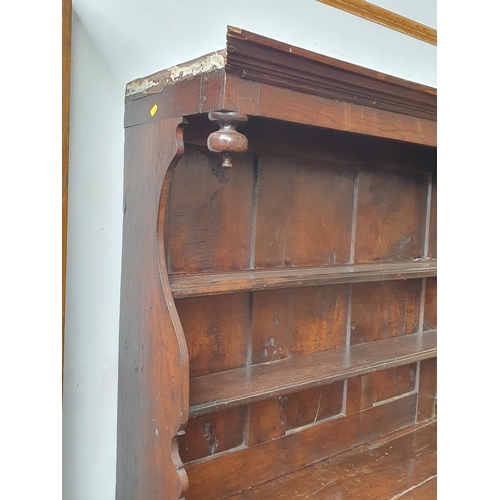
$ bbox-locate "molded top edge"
[125,27,436,123]
[125,26,436,98]
[226,26,436,95]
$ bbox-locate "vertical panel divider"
[344,165,357,418]
[420,171,433,335]
[249,153,260,270]
[418,278,427,334]
[415,276,427,422]
[346,284,353,348]
[341,379,348,417]
[248,152,259,377]
[414,361,422,422]
[349,170,360,264]
[244,401,250,448]
[423,171,433,259]
[415,171,432,423]
[247,292,254,368]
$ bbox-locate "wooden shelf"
[189,330,437,417]
[170,261,437,298]
[224,421,437,499]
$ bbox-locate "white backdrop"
[62,2,437,499]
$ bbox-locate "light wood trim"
[318,0,437,45]
[63,0,72,390]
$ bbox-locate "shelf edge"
[189,330,437,417]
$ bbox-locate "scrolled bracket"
[207,111,248,167]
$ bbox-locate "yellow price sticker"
[150,104,158,117]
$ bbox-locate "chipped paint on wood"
[126,51,226,97]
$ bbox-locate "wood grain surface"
[170,261,437,298]
[226,26,436,112]
[119,28,437,500]
[185,394,419,500]
[354,169,428,263]
[178,406,246,463]
[176,293,250,377]
[417,357,437,422]
[254,156,354,268]
[346,363,417,414]
[116,119,190,500]
[225,420,437,499]
[251,285,348,364]
[424,277,437,331]
[350,280,422,344]
[167,147,254,274]
[189,331,436,417]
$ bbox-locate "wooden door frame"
[63,0,72,390]
[318,0,437,45]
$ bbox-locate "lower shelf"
[225,420,437,500]
[189,330,437,417]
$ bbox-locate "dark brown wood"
[124,28,436,147]
[417,357,437,422]
[207,111,248,167]
[225,420,437,499]
[254,155,354,268]
[251,285,348,364]
[286,382,344,431]
[116,118,190,500]
[424,277,437,331]
[247,397,288,446]
[354,169,429,262]
[428,172,437,259]
[175,293,250,377]
[125,70,436,147]
[170,261,437,298]
[182,114,437,174]
[346,363,417,414]
[350,279,422,344]
[118,28,437,500]
[254,80,437,147]
[226,26,436,119]
[167,147,254,274]
[126,26,437,121]
[189,330,436,417]
[178,406,246,463]
[125,74,206,128]
[185,394,418,500]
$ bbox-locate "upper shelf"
[189,329,437,417]
[169,261,437,298]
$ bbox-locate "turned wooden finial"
[207,111,248,167]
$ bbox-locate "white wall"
[63,2,436,499]
[63,12,124,500]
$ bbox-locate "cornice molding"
[124,27,436,137]
[225,27,436,121]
